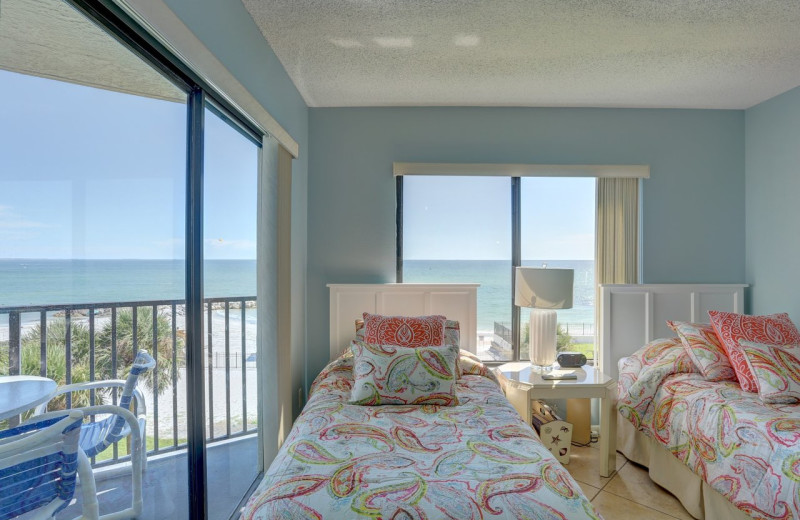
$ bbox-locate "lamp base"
[528,308,558,367]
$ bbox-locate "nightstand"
[494,362,617,478]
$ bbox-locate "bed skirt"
[617,415,750,520]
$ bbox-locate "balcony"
[1,296,259,519]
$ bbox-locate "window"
[400,175,597,363]
[0,1,268,518]
[519,177,596,363]
[402,176,512,359]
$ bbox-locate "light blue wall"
[162,0,309,413]
[745,86,800,322]
[308,107,745,379]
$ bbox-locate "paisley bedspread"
[243,351,601,520]
[618,340,800,520]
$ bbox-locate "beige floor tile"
[603,462,694,520]
[591,491,681,520]
[563,446,627,488]
[576,480,601,501]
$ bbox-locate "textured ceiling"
[241,0,800,108]
[0,0,183,102]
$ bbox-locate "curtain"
[596,178,639,285]
[595,177,639,370]
[257,135,279,471]
[276,145,293,446]
[258,137,294,470]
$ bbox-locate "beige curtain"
[596,178,639,285]
[258,139,295,468]
[258,135,279,471]
[276,145,293,447]
[595,178,639,369]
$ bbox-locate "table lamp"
[515,267,574,367]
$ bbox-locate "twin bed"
[242,284,602,519]
[604,284,800,520]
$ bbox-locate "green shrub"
[15,308,183,411]
[522,322,573,350]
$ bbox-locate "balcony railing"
[0,296,256,467]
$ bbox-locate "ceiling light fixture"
[374,37,414,48]
[330,38,363,48]
[454,34,480,47]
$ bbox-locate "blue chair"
[37,350,154,457]
[0,410,99,520]
[35,351,155,519]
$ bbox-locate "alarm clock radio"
[557,352,587,368]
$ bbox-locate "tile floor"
[564,445,695,520]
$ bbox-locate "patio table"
[0,375,57,422]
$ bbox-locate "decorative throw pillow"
[358,317,460,346]
[443,320,460,349]
[349,340,459,406]
[667,320,736,381]
[357,316,464,375]
[709,311,800,392]
[739,340,800,404]
[457,350,500,384]
[361,313,446,348]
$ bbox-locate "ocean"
[0,259,256,308]
[404,259,595,333]
[0,259,594,332]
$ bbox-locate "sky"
[404,175,595,260]
[0,69,258,260]
[0,68,593,263]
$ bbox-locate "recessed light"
[454,34,480,47]
[330,38,364,48]
[374,37,414,48]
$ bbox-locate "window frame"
[397,175,599,365]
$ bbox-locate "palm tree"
[13,307,183,411]
[15,319,94,409]
[93,307,180,396]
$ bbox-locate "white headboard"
[600,284,747,379]
[328,283,479,360]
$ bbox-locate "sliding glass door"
[0,1,266,518]
[203,106,261,518]
[0,0,192,516]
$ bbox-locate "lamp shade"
[514,267,574,309]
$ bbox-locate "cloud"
[0,205,49,230]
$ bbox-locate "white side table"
[495,362,617,478]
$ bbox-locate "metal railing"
[494,320,595,339]
[489,320,596,362]
[0,296,256,467]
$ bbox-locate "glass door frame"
[66,1,265,518]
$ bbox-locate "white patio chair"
[0,410,99,520]
[35,351,154,519]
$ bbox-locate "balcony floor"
[57,435,259,520]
